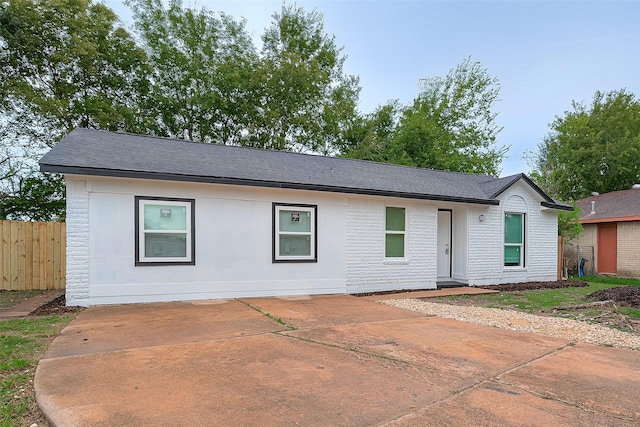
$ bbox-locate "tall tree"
[531,89,640,201]
[0,0,151,218]
[127,0,258,144]
[0,0,151,142]
[345,58,507,176]
[251,4,360,153]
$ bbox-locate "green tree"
[0,174,65,221]
[127,0,258,144]
[341,101,400,162]
[345,58,507,176]
[530,89,640,201]
[557,204,582,239]
[1,0,150,219]
[251,4,360,153]
[0,0,151,142]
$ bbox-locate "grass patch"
[0,315,76,426]
[570,276,640,286]
[0,290,47,311]
[617,306,640,319]
[477,282,623,313]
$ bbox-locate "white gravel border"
[381,298,640,351]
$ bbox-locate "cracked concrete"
[35,295,640,426]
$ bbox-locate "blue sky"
[104,1,640,177]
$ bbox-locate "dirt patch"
[353,280,587,297]
[29,295,84,316]
[589,286,640,309]
[478,281,588,292]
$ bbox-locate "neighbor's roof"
[577,189,640,223]
[40,128,571,209]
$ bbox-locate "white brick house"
[40,129,572,306]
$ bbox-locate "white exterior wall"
[65,174,561,305]
[467,181,559,285]
[70,176,348,305]
[345,196,438,293]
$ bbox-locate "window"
[504,213,524,267]
[135,196,195,265]
[385,207,405,258]
[273,203,317,262]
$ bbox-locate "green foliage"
[0,174,65,221]
[571,276,640,287]
[557,203,582,239]
[251,4,360,153]
[127,0,258,144]
[127,1,360,153]
[617,306,640,319]
[1,0,150,218]
[530,89,640,201]
[341,102,400,161]
[345,58,507,176]
[0,0,151,140]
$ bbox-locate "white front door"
[437,210,452,278]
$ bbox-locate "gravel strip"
[381,298,640,351]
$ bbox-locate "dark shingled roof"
[39,128,571,209]
[577,189,640,223]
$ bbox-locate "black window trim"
[272,202,318,263]
[135,195,196,266]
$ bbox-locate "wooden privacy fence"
[1,220,66,290]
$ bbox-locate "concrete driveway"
[36,295,640,426]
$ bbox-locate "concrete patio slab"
[39,333,446,427]
[35,295,640,426]
[284,316,566,386]
[45,299,279,358]
[384,379,637,427]
[240,294,424,328]
[500,343,640,422]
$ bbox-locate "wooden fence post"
[558,235,565,280]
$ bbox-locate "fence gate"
[1,220,66,290]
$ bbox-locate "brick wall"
[65,178,90,306]
[468,181,558,285]
[346,196,435,293]
[617,222,640,278]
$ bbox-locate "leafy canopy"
[530,89,640,201]
[1,0,150,220]
[0,175,65,221]
[344,58,507,176]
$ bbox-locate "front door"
[437,210,452,278]
[597,223,617,273]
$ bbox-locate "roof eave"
[580,215,640,224]
[540,201,574,211]
[40,164,500,206]
[491,174,555,204]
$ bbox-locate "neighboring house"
[573,188,640,278]
[40,128,572,306]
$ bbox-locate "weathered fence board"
[0,220,66,290]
